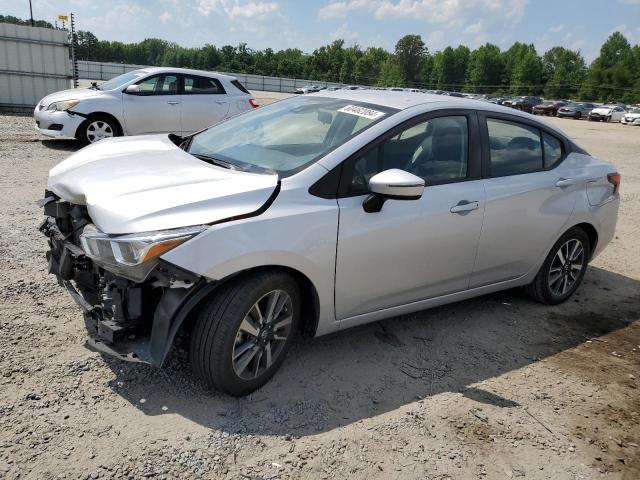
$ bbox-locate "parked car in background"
[40,91,619,395]
[621,107,640,125]
[294,85,320,94]
[508,96,543,113]
[532,100,567,116]
[490,96,513,105]
[34,67,256,145]
[588,105,627,122]
[557,102,597,119]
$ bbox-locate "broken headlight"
[79,224,206,282]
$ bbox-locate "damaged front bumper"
[39,193,216,367]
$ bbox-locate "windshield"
[188,96,397,175]
[97,70,148,91]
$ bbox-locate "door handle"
[167,101,180,105]
[555,178,575,187]
[450,200,479,214]
[215,100,228,104]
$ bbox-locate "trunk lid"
[48,135,279,234]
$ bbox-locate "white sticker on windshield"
[338,105,386,120]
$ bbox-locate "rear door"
[122,73,181,135]
[470,113,578,288]
[179,74,230,134]
[334,111,485,320]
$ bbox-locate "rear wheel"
[575,112,582,119]
[524,227,590,305]
[190,272,300,396]
[77,115,118,146]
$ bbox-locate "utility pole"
[70,13,78,88]
[29,0,34,26]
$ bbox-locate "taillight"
[607,173,621,195]
[249,99,259,109]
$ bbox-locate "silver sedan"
[41,91,620,395]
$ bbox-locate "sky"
[3,0,640,61]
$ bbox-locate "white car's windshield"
[97,70,148,91]
[188,96,397,175]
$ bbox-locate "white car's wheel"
[78,116,118,146]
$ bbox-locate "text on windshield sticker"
[338,105,386,120]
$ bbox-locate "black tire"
[77,115,119,146]
[190,271,300,396]
[575,112,581,119]
[524,227,591,305]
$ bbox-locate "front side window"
[487,118,542,176]
[136,74,178,95]
[188,96,396,175]
[183,75,225,94]
[348,116,469,195]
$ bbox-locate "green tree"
[466,43,504,93]
[377,57,403,87]
[542,47,586,99]
[394,34,427,85]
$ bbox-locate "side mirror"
[363,169,425,213]
[124,84,140,95]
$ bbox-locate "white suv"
[34,67,257,145]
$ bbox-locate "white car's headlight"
[46,99,80,112]
[80,225,206,282]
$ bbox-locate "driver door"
[122,73,181,135]
[334,111,485,320]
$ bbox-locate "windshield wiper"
[192,153,237,170]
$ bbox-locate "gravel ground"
[0,105,638,480]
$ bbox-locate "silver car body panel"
[51,90,619,337]
[48,134,278,234]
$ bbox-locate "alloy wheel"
[86,120,114,143]
[231,290,293,380]
[548,239,585,296]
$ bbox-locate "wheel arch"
[156,264,321,366]
[74,111,124,138]
[571,222,598,259]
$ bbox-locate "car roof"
[138,66,237,82]
[310,89,569,137]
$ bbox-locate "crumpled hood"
[38,88,104,107]
[48,135,279,234]
[590,107,613,114]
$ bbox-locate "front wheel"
[524,228,590,305]
[77,115,118,146]
[190,272,300,396]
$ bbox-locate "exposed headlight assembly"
[79,225,206,282]
[46,99,80,111]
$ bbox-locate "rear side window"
[183,75,225,94]
[542,132,564,167]
[136,74,178,95]
[487,118,542,176]
[231,80,250,94]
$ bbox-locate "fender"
[149,279,219,366]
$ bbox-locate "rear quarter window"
[231,80,250,94]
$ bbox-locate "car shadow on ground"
[41,139,82,152]
[100,266,639,436]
